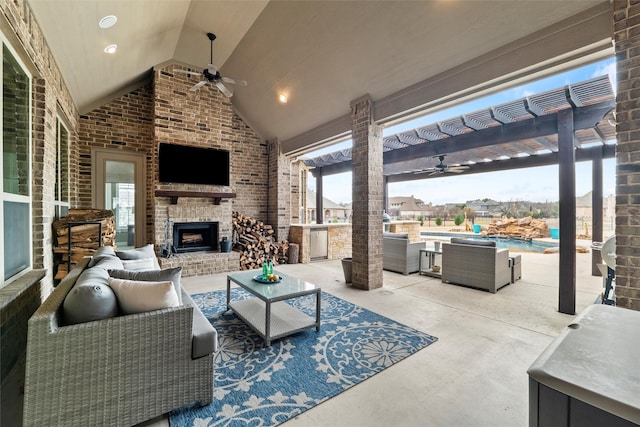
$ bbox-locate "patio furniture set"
[383,233,522,293]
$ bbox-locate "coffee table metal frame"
[226,269,321,346]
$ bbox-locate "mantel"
[155,190,237,205]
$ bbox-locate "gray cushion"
[108,267,183,305]
[383,232,408,239]
[115,244,160,270]
[63,267,118,324]
[450,237,496,247]
[182,291,218,358]
[88,245,117,267]
[91,255,124,271]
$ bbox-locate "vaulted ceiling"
[27,0,611,155]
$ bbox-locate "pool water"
[421,232,558,253]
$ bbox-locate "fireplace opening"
[173,222,218,253]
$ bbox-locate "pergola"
[303,76,615,315]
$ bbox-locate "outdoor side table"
[419,248,442,278]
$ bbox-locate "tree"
[435,217,442,226]
[454,213,464,226]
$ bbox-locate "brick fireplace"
[147,62,267,276]
[155,198,239,276]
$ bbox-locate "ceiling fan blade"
[207,64,217,74]
[215,81,233,97]
[174,69,202,77]
[428,171,439,176]
[189,80,207,91]
[448,169,466,173]
[221,76,248,86]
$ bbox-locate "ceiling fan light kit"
[173,32,247,97]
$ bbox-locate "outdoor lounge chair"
[441,238,511,293]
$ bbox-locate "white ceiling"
[27,0,609,153]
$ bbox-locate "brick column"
[267,139,291,242]
[290,159,309,225]
[351,96,383,290]
[613,0,640,310]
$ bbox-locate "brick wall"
[267,139,291,241]
[76,63,268,275]
[1,0,78,389]
[77,84,155,241]
[613,0,640,310]
[154,63,267,223]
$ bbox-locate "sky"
[305,58,616,205]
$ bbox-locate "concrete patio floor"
[157,247,603,427]
[2,247,604,427]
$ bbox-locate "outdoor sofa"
[383,232,426,275]
[441,237,511,293]
[23,245,217,427]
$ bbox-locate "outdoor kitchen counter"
[289,224,351,263]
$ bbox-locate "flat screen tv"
[158,142,230,186]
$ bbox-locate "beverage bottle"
[268,259,273,275]
[262,261,268,279]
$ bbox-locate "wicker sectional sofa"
[23,246,217,427]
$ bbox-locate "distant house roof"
[389,196,428,211]
[467,199,502,211]
[306,190,346,209]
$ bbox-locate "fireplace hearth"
[173,222,218,253]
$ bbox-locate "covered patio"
[303,76,615,315]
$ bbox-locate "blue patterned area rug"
[170,289,437,427]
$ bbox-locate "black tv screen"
[158,143,230,186]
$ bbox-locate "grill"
[592,236,616,305]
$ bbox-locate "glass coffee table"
[226,270,321,346]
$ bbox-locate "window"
[55,118,69,218]
[1,38,32,284]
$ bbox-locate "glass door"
[94,150,145,249]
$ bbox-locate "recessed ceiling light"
[104,44,117,54]
[99,15,118,29]
[279,94,288,103]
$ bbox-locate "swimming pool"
[420,232,558,253]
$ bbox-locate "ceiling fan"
[426,155,469,176]
[174,32,247,97]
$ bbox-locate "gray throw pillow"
[91,255,124,271]
[115,244,160,270]
[88,245,117,267]
[63,267,118,324]
[108,267,183,305]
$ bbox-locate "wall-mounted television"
[158,142,230,186]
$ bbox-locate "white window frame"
[1,33,33,286]
[54,116,70,216]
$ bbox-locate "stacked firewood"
[484,216,548,239]
[232,211,289,270]
[53,209,116,280]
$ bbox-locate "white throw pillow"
[121,257,157,271]
[108,277,180,314]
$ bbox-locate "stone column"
[613,0,640,310]
[267,139,291,242]
[351,95,383,290]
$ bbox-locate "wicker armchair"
[441,239,511,293]
[23,258,215,427]
[383,233,426,275]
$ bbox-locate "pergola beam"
[385,144,614,182]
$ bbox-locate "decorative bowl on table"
[253,274,282,284]
[431,265,441,273]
